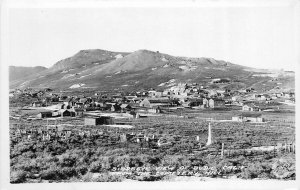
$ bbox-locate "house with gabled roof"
[139,98,171,108]
[208,98,225,108]
[232,113,264,123]
[120,104,132,112]
[242,103,261,112]
[32,101,44,107]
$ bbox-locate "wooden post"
[277,143,282,155]
[290,143,294,153]
[284,143,287,153]
[221,143,224,159]
[293,143,295,153]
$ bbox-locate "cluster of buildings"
[10,84,295,124]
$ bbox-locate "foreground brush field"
[9,108,295,183]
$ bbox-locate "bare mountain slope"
[49,49,129,72]
[9,66,47,81]
[9,49,294,92]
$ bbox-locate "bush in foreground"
[10,170,27,183]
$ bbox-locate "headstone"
[288,143,292,153]
[284,143,287,152]
[221,143,224,158]
[277,142,282,155]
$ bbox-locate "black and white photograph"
[0,0,299,189]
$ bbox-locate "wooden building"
[232,113,264,123]
[36,111,53,118]
[242,103,261,111]
[84,116,114,126]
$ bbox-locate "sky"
[6,0,299,71]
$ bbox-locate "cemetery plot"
[9,112,295,183]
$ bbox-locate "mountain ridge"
[9,49,295,92]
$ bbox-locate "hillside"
[9,66,47,81]
[49,49,129,72]
[9,49,295,92]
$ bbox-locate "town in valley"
[9,49,295,183]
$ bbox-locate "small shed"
[74,108,84,116]
[84,116,114,126]
[37,111,53,118]
[58,109,75,117]
[232,113,264,123]
[242,104,261,112]
[139,98,151,107]
[120,104,132,112]
[32,101,43,107]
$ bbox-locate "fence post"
[288,143,292,153]
[290,142,294,153]
[293,143,295,153]
[221,143,224,159]
[284,143,287,153]
[277,143,282,155]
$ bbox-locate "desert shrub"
[10,170,27,183]
[104,148,126,156]
[271,157,295,179]
[101,157,112,170]
[82,172,94,182]
[190,157,207,167]
[94,173,124,182]
[69,176,81,182]
[177,155,192,167]
[22,151,36,159]
[111,155,130,168]
[161,174,177,181]
[22,158,39,173]
[135,174,162,181]
[128,157,143,168]
[145,156,160,166]
[240,162,271,179]
[76,165,88,175]
[58,153,77,167]
[161,155,182,167]
[40,168,60,180]
[60,167,78,179]
[89,160,103,172]
[12,142,33,156]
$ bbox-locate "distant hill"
[9,49,295,93]
[9,66,47,81]
[49,49,130,72]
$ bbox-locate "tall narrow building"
[206,122,212,146]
